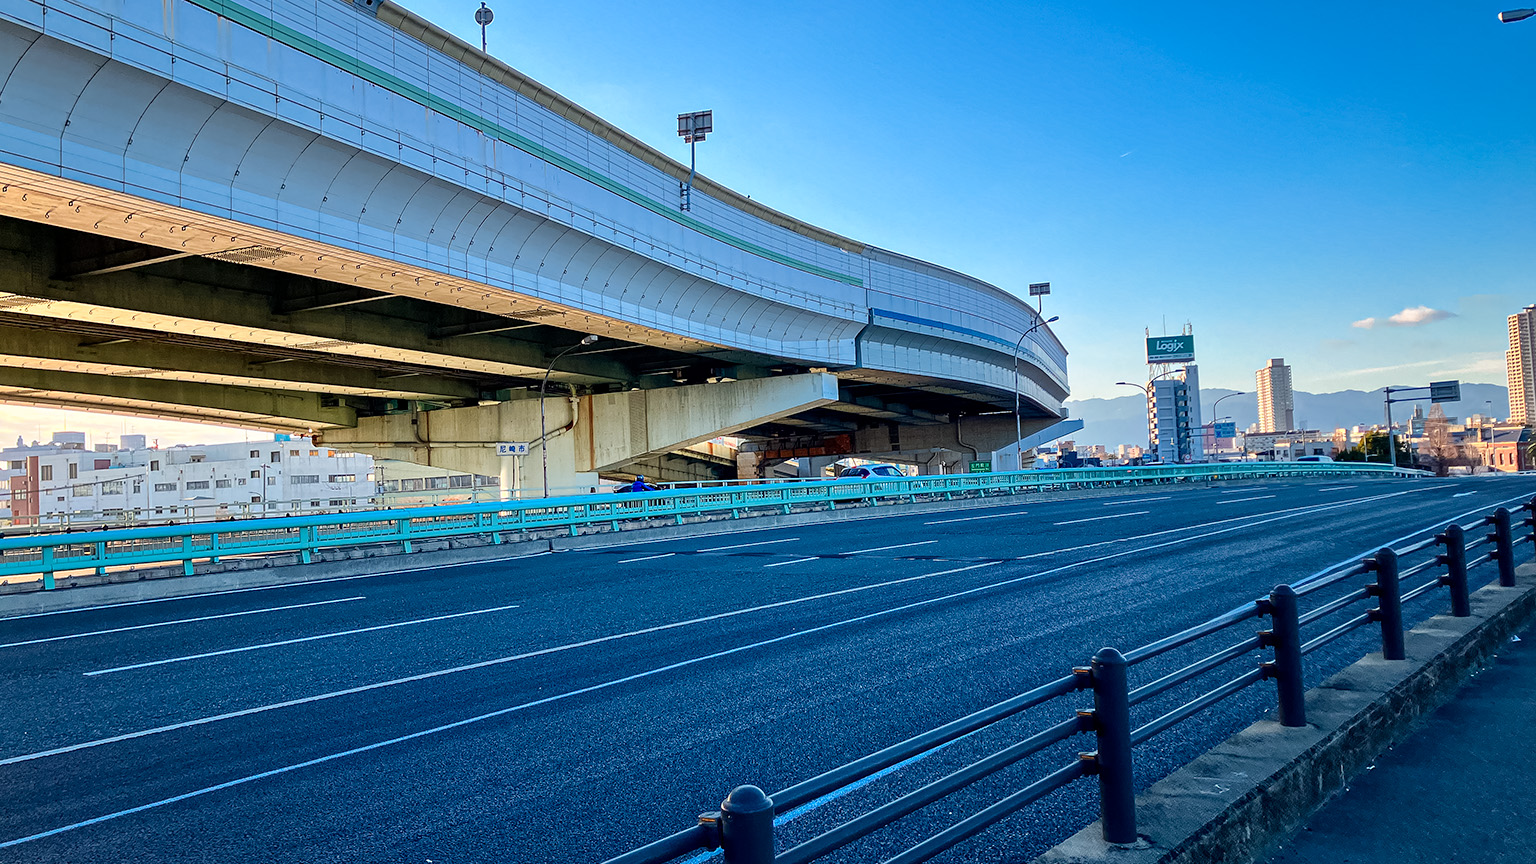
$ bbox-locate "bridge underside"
[0,199,1060,490]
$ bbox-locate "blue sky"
[418,0,1531,401]
[7,1,1534,445]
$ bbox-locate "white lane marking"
[1054,511,1147,525]
[2,563,1003,768]
[1218,495,1277,504]
[1103,497,1170,506]
[0,558,993,855]
[764,557,819,568]
[1219,487,1266,494]
[924,511,1027,525]
[25,487,1451,852]
[1317,486,1355,492]
[0,551,552,622]
[1016,487,1429,562]
[1293,489,1536,589]
[1453,492,1476,498]
[840,540,939,555]
[695,537,800,552]
[616,553,675,564]
[0,597,366,649]
[82,604,523,676]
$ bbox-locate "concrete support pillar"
[323,373,838,496]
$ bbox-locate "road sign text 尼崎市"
[1146,335,1195,364]
[496,442,529,456]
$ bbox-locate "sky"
[5,1,1534,447]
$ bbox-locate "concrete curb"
[0,477,1230,616]
[1034,564,1536,864]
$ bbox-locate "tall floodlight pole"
[539,334,599,497]
[676,110,712,211]
[475,3,494,52]
[1013,314,1059,469]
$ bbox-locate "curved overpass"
[0,0,1068,490]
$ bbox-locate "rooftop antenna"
[475,2,494,52]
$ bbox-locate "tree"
[1420,405,1463,476]
[1335,431,1412,467]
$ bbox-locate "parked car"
[836,463,906,480]
[1294,455,1334,463]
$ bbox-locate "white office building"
[1256,358,1295,433]
[3,435,376,526]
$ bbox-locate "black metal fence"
[603,499,1536,864]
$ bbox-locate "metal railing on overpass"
[0,462,1414,588]
[602,499,1535,864]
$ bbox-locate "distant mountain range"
[1063,383,1510,450]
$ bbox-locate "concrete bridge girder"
[319,373,840,497]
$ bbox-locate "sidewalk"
[1263,621,1536,864]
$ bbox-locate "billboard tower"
[1144,324,1202,463]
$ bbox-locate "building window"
[68,463,78,480]
[40,465,52,481]
[189,455,205,463]
[250,470,261,478]
[328,474,355,483]
[216,479,232,488]
[94,459,110,470]
[132,482,141,494]
[328,499,348,507]
[268,477,277,485]
[154,483,177,492]
[271,452,281,463]
[309,450,319,457]
[72,485,91,497]
[150,460,160,471]
[101,481,123,495]
[6,460,20,470]
[291,475,320,485]
[185,481,210,490]
[290,450,300,457]
[249,450,260,459]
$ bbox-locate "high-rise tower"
[1507,306,1536,424]
[1256,358,1294,433]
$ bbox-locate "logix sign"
[1146,335,1195,364]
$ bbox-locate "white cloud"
[1353,305,1454,330]
[1388,305,1454,326]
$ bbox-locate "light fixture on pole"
[1499,9,1534,22]
[1012,314,1059,469]
[1028,282,1051,315]
[475,3,494,52]
[676,110,712,212]
[1116,381,1155,455]
[539,334,599,497]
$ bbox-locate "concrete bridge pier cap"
[320,373,840,497]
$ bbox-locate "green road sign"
[969,461,992,473]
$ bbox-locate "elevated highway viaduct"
[0,0,1068,493]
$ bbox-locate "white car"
[836,463,906,480]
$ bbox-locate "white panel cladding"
[0,0,1067,401]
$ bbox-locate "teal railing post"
[41,545,56,590]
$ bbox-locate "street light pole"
[539,334,599,498]
[1013,315,1059,469]
[1204,391,1243,458]
[474,3,494,52]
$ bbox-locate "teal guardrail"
[0,462,1414,588]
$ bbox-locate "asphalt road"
[1,474,1532,864]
